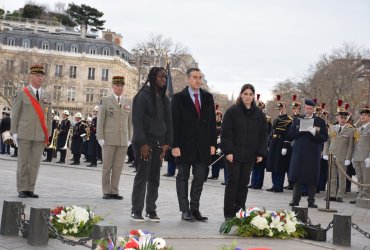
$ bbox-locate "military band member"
[97,76,132,200]
[56,110,71,164]
[288,99,328,208]
[323,101,354,202]
[87,106,99,167]
[11,64,52,198]
[70,113,86,165]
[266,95,293,193]
[43,115,60,162]
[350,106,370,203]
[249,94,272,189]
[0,107,11,155]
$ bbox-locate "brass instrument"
[61,127,73,150]
[48,129,59,149]
[80,122,90,141]
[353,118,362,128]
[1,131,14,145]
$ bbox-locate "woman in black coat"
[221,84,268,219]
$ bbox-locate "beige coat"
[97,95,132,146]
[11,85,52,140]
[323,124,354,162]
[353,124,370,161]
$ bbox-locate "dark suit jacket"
[171,87,217,165]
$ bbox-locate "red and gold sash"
[23,87,49,144]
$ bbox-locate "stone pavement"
[0,154,369,250]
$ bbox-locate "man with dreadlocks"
[131,67,173,222]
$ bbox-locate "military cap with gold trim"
[291,94,301,108]
[360,105,370,115]
[256,94,266,109]
[275,94,286,110]
[29,64,45,75]
[112,75,125,85]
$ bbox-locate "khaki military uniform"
[323,124,354,199]
[11,85,52,192]
[97,95,132,195]
[352,123,370,199]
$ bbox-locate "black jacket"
[132,86,173,147]
[221,102,268,163]
[0,116,11,133]
[172,87,217,165]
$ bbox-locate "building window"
[56,42,64,51]
[102,47,110,56]
[55,65,63,77]
[101,68,109,81]
[100,88,108,99]
[53,85,61,100]
[69,66,77,78]
[88,67,95,80]
[4,81,14,97]
[20,61,29,74]
[21,39,30,48]
[41,41,50,50]
[70,44,78,53]
[67,86,76,101]
[89,45,97,54]
[6,37,15,46]
[5,59,15,71]
[43,63,49,76]
[86,88,94,103]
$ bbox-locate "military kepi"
[112,76,125,85]
[360,106,370,115]
[304,99,316,107]
[30,64,45,75]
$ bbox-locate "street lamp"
[129,48,150,90]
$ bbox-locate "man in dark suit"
[171,68,217,222]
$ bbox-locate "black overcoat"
[57,119,71,149]
[71,121,86,154]
[288,115,328,184]
[171,87,217,165]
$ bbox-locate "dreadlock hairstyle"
[136,66,167,118]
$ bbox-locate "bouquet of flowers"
[220,207,306,239]
[96,229,174,250]
[49,205,103,237]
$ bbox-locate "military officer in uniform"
[266,95,293,192]
[97,76,132,200]
[323,101,354,202]
[11,64,52,198]
[70,112,86,165]
[56,110,71,163]
[351,106,370,203]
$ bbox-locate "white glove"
[281,148,287,156]
[365,158,370,165]
[12,134,18,147]
[344,160,351,166]
[98,139,105,147]
[308,127,316,136]
[216,148,222,155]
[322,155,328,161]
[217,137,221,144]
[366,162,370,168]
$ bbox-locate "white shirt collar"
[29,84,41,96]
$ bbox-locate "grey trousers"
[329,161,346,198]
[102,145,127,195]
[131,144,162,214]
[353,161,370,199]
[17,139,44,192]
[292,181,316,204]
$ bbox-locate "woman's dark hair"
[236,83,255,104]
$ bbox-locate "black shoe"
[56,161,65,164]
[308,203,318,208]
[324,197,336,201]
[145,212,160,222]
[130,213,144,222]
[181,210,194,222]
[286,185,294,190]
[349,200,356,204]
[125,160,133,164]
[221,182,226,185]
[11,154,17,157]
[336,197,343,203]
[274,189,283,193]
[266,187,275,192]
[110,194,123,200]
[27,191,39,198]
[247,185,254,188]
[253,186,262,190]
[207,176,218,180]
[42,159,52,162]
[163,173,174,177]
[102,194,111,199]
[191,210,208,222]
[128,164,135,168]
[301,192,308,197]
[87,163,97,167]
[18,191,28,198]
[70,162,80,165]
[289,201,299,206]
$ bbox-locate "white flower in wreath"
[269,216,284,232]
[284,218,297,234]
[268,229,274,237]
[62,229,68,234]
[139,234,152,248]
[153,237,166,249]
[56,210,68,224]
[72,206,90,224]
[251,215,269,230]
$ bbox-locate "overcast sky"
[2,0,370,101]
